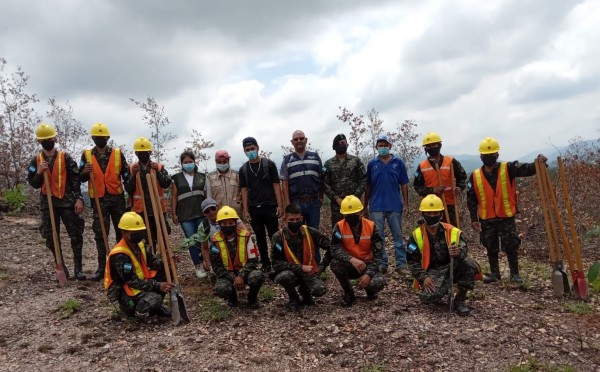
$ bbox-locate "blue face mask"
[377,147,390,156]
[245,150,258,160]
[216,163,230,172]
[182,163,195,173]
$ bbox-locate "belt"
[293,195,319,202]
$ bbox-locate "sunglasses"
[203,206,217,212]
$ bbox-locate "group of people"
[27,122,547,318]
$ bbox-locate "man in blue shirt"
[365,134,410,275]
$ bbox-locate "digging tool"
[558,157,589,300]
[449,256,454,315]
[450,162,460,228]
[43,171,68,287]
[534,160,564,296]
[135,173,155,254]
[432,160,451,224]
[89,171,109,254]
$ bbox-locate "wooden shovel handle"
[43,171,62,266]
[145,173,172,285]
[557,157,584,273]
[433,160,451,224]
[136,173,155,253]
[450,162,460,228]
[89,171,110,254]
[535,160,557,262]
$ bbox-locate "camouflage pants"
[418,256,479,304]
[480,218,520,262]
[116,267,167,316]
[274,270,327,297]
[330,260,386,295]
[91,196,126,262]
[213,270,265,299]
[39,207,84,270]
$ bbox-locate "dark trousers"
[249,205,279,268]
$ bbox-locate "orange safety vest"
[84,148,123,198]
[103,238,157,296]
[38,151,66,199]
[337,218,375,262]
[213,229,251,271]
[130,164,167,213]
[419,156,455,204]
[473,162,517,219]
[281,225,318,271]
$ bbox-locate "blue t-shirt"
[366,155,409,212]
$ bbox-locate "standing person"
[171,150,208,279]
[124,137,171,250]
[206,149,243,217]
[467,137,547,284]
[27,123,86,280]
[365,134,410,275]
[413,132,467,227]
[407,195,480,316]
[271,204,330,311]
[210,206,264,309]
[330,196,386,307]
[79,122,130,281]
[239,137,284,272]
[104,212,171,318]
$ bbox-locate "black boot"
[341,290,356,307]
[453,287,470,316]
[91,256,106,282]
[507,254,524,284]
[227,290,239,308]
[74,255,86,281]
[149,306,171,318]
[298,284,315,306]
[247,285,260,309]
[366,289,378,301]
[483,257,501,284]
[72,237,86,280]
[285,287,301,312]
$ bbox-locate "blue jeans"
[370,211,407,269]
[293,198,321,263]
[180,217,203,266]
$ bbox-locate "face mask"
[245,150,258,161]
[377,147,390,156]
[344,214,360,227]
[426,146,440,157]
[93,138,108,148]
[335,143,347,154]
[423,215,441,226]
[481,155,497,167]
[287,221,303,234]
[137,152,150,164]
[216,163,230,172]
[221,225,237,236]
[41,140,55,151]
[129,231,147,244]
[182,163,195,173]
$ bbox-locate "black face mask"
[41,140,55,151]
[335,143,347,155]
[481,155,498,167]
[129,231,147,244]
[426,146,441,157]
[221,225,237,236]
[137,152,150,164]
[423,215,441,226]
[93,137,108,148]
[345,215,360,227]
[287,221,303,234]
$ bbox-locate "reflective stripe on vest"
[412,222,460,289]
[130,164,167,213]
[284,152,321,197]
[213,230,250,271]
[419,156,455,204]
[84,148,123,198]
[281,225,318,270]
[177,189,205,201]
[103,239,157,296]
[337,218,375,262]
[38,151,66,198]
[473,162,516,219]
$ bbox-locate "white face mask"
[216,163,229,172]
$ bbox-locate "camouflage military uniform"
[79,147,129,278]
[329,220,386,299]
[323,154,366,227]
[407,225,478,304]
[27,151,85,278]
[271,226,330,302]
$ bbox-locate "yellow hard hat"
[90,122,110,137]
[340,195,364,215]
[133,137,153,152]
[216,206,240,222]
[36,123,57,140]
[422,132,442,146]
[479,137,500,154]
[419,194,445,212]
[118,212,146,231]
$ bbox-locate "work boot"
[150,306,171,318]
[483,258,501,284]
[454,287,470,316]
[286,288,301,312]
[298,284,315,306]
[73,255,86,281]
[366,290,378,301]
[91,256,106,281]
[247,286,260,309]
[227,291,239,308]
[341,290,356,308]
[507,254,524,284]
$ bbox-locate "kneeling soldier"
[104,212,171,318]
[210,206,264,309]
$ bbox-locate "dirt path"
[0,214,598,372]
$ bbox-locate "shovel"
[135,173,155,254]
[448,256,454,315]
[557,157,589,300]
[433,160,451,224]
[89,171,109,254]
[450,162,460,228]
[43,171,67,287]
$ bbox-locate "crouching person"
[210,206,264,309]
[104,212,171,318]
[271,204,329,311]
[407,195,481,316]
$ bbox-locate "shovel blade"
[560,269,570,294]
[56,264,67,287]
[174,285,190,323]
[573,272,589,300]
[551,268,565,297]
[170,289,181,325]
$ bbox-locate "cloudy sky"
[1,0,598,169]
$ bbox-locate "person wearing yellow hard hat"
[124,137,172,251]
[210,206,264,309]
[329,195,386,307]
[104,212,171,318]
[467,137,547,284]
[413,132,468,227]
[406,195,482,316]
[79,122,130,281]
[27,123,86,280]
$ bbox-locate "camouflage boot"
[453,287,470,316]
[483,257,500,284]
[247,285,260,309]
[507,254,524,284]
[285,287,301,312]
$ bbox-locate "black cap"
[332,133,346,149]
[242,137,258,148]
